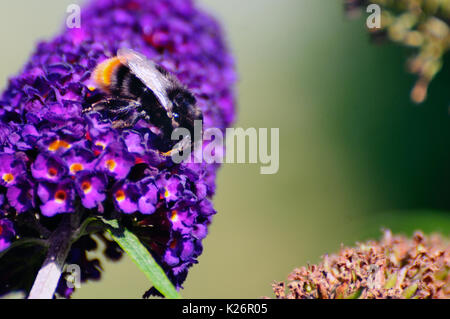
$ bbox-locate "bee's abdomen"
[112,65,146,99]
[92,57,122,92]
[92,57,146,99]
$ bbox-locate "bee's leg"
[141,111,151,122]
[108,99,141,112]
[82,100,109,113]
[111,110,148,129]
[111,118,137,129]
[160,148,179,157]
[83,98,140,114]
[160,136,192,157]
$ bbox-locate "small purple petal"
[0,153,26,187]
[75,172,107,209]
[0,219,15,252]
[138,179,158,215]
[112,181,140,214]
[31,153,67,182]
[96,142,134,179]
[37,180,75,216]
[7,178,35,213]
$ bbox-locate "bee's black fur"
[111,65,129,96]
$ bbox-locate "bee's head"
[168,88,203,142]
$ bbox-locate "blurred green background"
[1,0,450,298]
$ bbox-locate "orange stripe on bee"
[92,57,122,89]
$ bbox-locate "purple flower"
[31,153,67,182]
[37,180,76,216]
[0,0,236,297]
[169,209,189,234]
[0,153,26,187]
[156,173,186,203]
[97,142,134,179]
[123,131,146,156]
[63,146,96,176]
[163,236,195,266]
[112,181,140,214]
[0,219,15,252]
[6,178,35,213]
[75,172,107,209]
[138,178,158,215]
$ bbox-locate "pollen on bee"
[2,173,14,183]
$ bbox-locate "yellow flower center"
[70,163,84,174]
[2,173,14,183]
[164,188,170,198]
[105,159,117,172]
[115,189,125,202]
[95,141,106,150]
[55,190,67,203]
[170,210,178,222]
[48,140,71,151]
[81,181,92,194]
[47,167,58,177]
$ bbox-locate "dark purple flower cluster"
[0,219,15,251]
[0,0,235,297]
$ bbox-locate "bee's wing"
[117,48,172,111]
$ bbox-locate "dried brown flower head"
[272,230,449,299]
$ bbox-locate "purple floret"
[0,219,15,252]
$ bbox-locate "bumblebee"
[83,48,203,155]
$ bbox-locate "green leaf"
[102,219,182,299]
[0,238,48,260]
[72,217,105,241]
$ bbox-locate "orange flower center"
[164,188,170,198]
[47,168,58,177]
[70,163,84,173]
[2,173,14,183]
[48,140,71,151]
[81,181,92,194]
[169,238,178,249]
[55,190,67,203]
[115,189,125,202]
[105,159,117,171]
[95,141,106,150]
[170,210,178,222]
